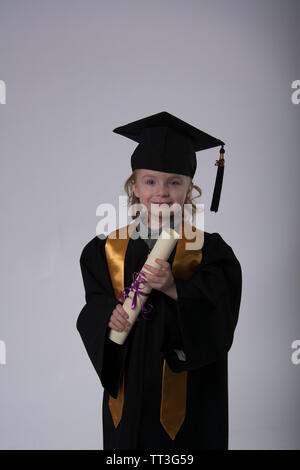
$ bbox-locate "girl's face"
[131,169,193,226]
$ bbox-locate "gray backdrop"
[0,0,299,450]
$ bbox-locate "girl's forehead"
[137,169,186,179]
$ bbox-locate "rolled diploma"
[108,227,180,345]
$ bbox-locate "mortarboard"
[113,111,225,212]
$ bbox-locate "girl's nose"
[155,183,169,196]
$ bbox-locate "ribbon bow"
[117,271,154,320]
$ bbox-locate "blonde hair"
[123,169,202,220]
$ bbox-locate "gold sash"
[105,220,203,440]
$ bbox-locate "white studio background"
[0,0,299,450]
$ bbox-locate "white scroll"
[108,227,180,345]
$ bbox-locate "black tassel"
[210,145,225,212]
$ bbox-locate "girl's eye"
[145,180,180,185]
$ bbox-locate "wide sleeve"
[76,236,129,398]
[162,232,242,372]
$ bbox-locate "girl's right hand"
[108,304,131,332]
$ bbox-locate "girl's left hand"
[141,259,175,294]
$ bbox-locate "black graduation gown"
[76,230,242,450]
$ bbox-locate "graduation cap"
[113,111,225,212]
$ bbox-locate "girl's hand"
[141,259,175,294]
[109,304,131,332]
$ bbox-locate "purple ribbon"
[117,271,154,320]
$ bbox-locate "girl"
[77,111,242,450]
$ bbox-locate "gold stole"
[105,220,203,440]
